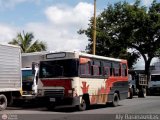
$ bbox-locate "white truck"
[148,62,160,95]
[20,52,46,100]
[0,44,22,110]
[128,70,147,98]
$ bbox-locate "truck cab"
[148,74,160,95]
[128,70,147,98]
[21,66,39,96]
[21,52,46,98]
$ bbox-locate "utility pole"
[93,0,96,55]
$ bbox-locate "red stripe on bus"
[90,77,128,104]
[41,79,72,89]
[106,77,128,94]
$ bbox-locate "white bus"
[37,51,128,110]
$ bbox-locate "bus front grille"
[44,89,64,97]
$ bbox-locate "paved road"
[1,96,160,120]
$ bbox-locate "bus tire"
[0,94,7,111]
[77,95,90,111]
[112,93,119,107]
[78,98,87,111]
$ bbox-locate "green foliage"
[79,0,160,76]
[79,0,160,74]
[79,1,139,68]
[9,31,47,53]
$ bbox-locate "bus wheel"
[0,94,7,111]
[112,93,119,107]
[78,98,87,111]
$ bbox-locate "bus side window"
[80,61,91,76]
[103,61,111,76]
[104,67,110,77]
[113,62,121,76]
[115,68,118,76]
[119,64,121,76]
[122,64,127,76]
[80,64,85,75]
[110,67,113,76]
[125,67,127,76]
[91,60,101,76]
[116,63,121,76]
[91,65,99,76]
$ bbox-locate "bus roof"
[45,51,127,63]
[79,52,126,62]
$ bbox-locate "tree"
[9,31,47,53]
[78,1,139,69]
[79,0,160,80]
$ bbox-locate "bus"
[37,51,128,110]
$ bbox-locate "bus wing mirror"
[32,62,36,74]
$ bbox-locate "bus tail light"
[67,89,73,97]
[67,88,77,97]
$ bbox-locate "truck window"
[151,75,160,81]
[22,70,33,81]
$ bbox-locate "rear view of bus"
[37,51,128,111]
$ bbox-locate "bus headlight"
[68,88,77,97]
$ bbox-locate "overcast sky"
[0,0,158,51]
[1,0,159,69]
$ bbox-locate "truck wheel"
[128,88,133,99]
[7,95,13,107]
[132,86,136,95]
[112,93,119,107]
[0,94,7,111]
[138,88,145,98]
[147,89,151,96]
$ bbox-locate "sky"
[0,0,159,69]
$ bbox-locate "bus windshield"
[151,75,160,81]
[39,59,78,78]
[22,69,33,82]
